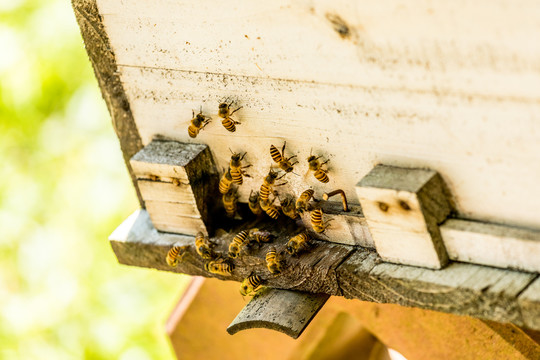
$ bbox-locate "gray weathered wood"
[356,165,452,269]
[110,209,540,330]
[227,289,329,339]
[72,0,145,207]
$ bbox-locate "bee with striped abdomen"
[166,245,189,267]
[218,100,242,132]
[310,208,332,233]
[228,230,251,258]
[219,168,234,194]
[306,150,330,183]
[248,228,273,245]
[222,188,239,218]
[229,151,252,185]
[239,273,264,297]
[259,168,286,203]
[205,258,235,276]
[270,141,298,173]
[187,109,211,138]
[265,247,284,275]
[248,190,263,215]
[286,232,312,256]
[195,232,216,260]
[280,195,299,220]
[296,189,316,213]
[260,198,280,219]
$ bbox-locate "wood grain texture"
[227,289,329,339]
[92,0,540,232]
[356,165,451,269]
[110,209,540,330]
[441,219,540,273]
[71,0,145,206]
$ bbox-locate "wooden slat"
[137,180,197,203]
[145,200,201,218]
[227,289,329,339]
[110,210,540,330]
[441,219,540,273]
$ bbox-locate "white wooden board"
[96,0,540,232]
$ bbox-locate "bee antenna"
[292,172,300,176]
[229,147,234,154]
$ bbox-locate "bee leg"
[287,155,298,160]
[240,152,248,161]
[192,109,195,117]
[281,141,287,154]
[321,159,330,166]
[230,106,243,115]
[241,164,252,169]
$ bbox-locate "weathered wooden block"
[299,202,374,248]
[130,140,218,236]
[518,277,540,330]
[355,165,452,269]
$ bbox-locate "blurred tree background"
[0,0,188,358]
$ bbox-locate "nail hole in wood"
[399,200,411,211]
[378,202,389,212]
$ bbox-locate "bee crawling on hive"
[239,273,265,297]
[286,232,312,256]
[205,258,235,276]
[265,247,285,275]
[229,150,252,185]
[296,189,316,214]
[310,208,332,233]
[270,141,298,174]
[248,190,263,216]
[280,195,299,220]
[306,149,330,183]
[259,168,287,203]
[218,100,242,132]
[222,188,239,218]
[218,168,234,194]
[166,245,189,267]
[187,108,211,138]
[260,197,280,220]
[195,232,217,260]
[228,230,251,259]
[248,228,273,245]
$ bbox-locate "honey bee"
[280,195,299,220]
[222,188,238,218]
[259,168,286,202]
[248,228,273,245]
[228,230,251,258]
[187,109,211,138]
[239,273,264,297]
[286,232,312,256]
[270,141,298,173]
[166,245,189,267]
[205,258,235,276]
[260,198,280,219]
[248,190,263,215]
[149,174,161,182]
[296,189,315,213]
[218,101,242,132]
[307,151,330,183]
[218,168,234,194]
[195,232,216,260]
[229,151,252,185]
[311,208,331,233]
[266,247,284,275]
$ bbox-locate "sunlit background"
[0,0,189,358]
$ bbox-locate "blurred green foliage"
[0,0,188,358]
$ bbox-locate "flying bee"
[228,230,251,258]
[187,108,211,138]
[270,141,298,173]
[218,100,242,132]
[218,168,234,194]
[259,168,287,203]
[229,151,252,185]
[239,273,264,297]
[195,232,216,260]
[306,150,330,183]
[286,232,312,256]
[222,188,238,218]
[280,195,299,220]
[311,208,332,233]
[248,228,273,245]
[266,247,284,275]
[296,189,316,213]
[166,245,189,267]
[205,258,234,276]
[248,190,263,215]
[260,198,280,219]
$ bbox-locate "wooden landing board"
[227,289,329,339]
[91,0,540,232]
[110,209,540,330]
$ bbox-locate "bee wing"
[303,167,312,182]
[175,119,194,129]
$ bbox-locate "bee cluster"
[167,100,345,298]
